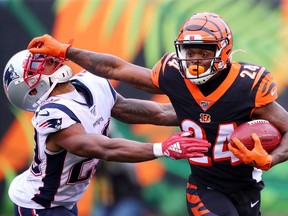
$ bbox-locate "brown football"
[230,119,281,153]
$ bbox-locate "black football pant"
[186,181,263,216]
[14,204,78,216]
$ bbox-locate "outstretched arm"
[112,93,178,126]
[47,123,211,162]
[67,48,160,93]
[28,34,161,93]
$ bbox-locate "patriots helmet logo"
[4,64,20,87]
[39,118,62,130]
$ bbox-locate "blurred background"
[0,0,288,215]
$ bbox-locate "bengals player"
[28,12,288,216]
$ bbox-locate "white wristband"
[153,143,163,157]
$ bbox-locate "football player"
[27,12,288,216]
[3,50,211,216]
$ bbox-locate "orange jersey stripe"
[184,62,241,111]
[251,67,265,90]
[255,73,278,107]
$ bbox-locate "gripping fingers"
[27,35,47,49]
[251,133,260,142]
[251,133,263,150]
[228,143,243,158]
[29,46,44,54]
[27,39,37,49]
[228,143,238,153]
[28,40,46,54]
[232,137,248,152]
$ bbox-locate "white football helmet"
[3,49,73,111]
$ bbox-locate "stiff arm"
[67,48,161,94]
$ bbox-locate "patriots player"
[28,12,288,216]
[3,50,211,216]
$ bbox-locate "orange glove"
[27,34,72,60]
[228,133,272,171]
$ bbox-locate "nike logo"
[38,110,50,117]
[271,87,277,96]
[251,200,259,208]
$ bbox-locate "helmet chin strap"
[50,64,73,83]
[32,79,59,109]
[32,64,73,109]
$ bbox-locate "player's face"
[41,57,61,75]
[24,55,62,89]
[185,48,215,72]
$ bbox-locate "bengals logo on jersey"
[199,113,211,123]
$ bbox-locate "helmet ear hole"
[29,88,38,96]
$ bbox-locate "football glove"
[153,131,211,160]
[28,34,72,60]
[228,133,272,171]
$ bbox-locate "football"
[230,119,281,153]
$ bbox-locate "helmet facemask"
[175,42,220,85]
[23,53,73,109]
[23,54,64,89]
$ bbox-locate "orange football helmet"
[174,12,233,85]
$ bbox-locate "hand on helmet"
[153,131,211,160]
[228,133,272,171]
[28,34,72,60]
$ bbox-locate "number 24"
[182,120,241,166]
[240,65,260,79]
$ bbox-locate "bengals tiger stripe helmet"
[174,12,233,85]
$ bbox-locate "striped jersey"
[151,52,278,193]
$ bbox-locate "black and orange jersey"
[151,52,278,194]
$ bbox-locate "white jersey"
[9,70,116,210]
